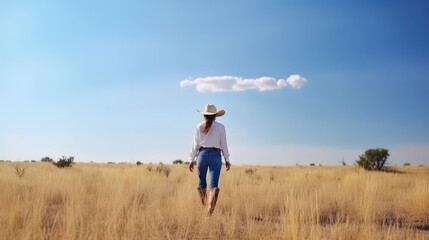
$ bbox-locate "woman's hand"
[188,161,195,172]
[225,161,231,171]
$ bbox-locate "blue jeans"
[197,150,222,190]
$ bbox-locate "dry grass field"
[0,162,428,240]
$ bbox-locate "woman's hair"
[202,114,216,134]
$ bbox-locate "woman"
[188,104,231,215]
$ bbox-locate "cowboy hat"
[197,104,225,117]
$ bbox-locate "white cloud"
[180,75,307,92]
[286,74,307,89]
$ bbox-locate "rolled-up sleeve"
[220,125,230,162]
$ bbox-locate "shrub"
[163,167,171,178]
[136,161,142,166]
[155,163,171,178]
[14,163,26,178]
[52,156,75,168]
[244,168,257,176]
[41,156,53,162]
[356,148,389,171]
[172,159,183,164]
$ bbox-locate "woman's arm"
[189,126,200,162]
[220,125,231,171]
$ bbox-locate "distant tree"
[356,148,389,171]
[52,156,75,168]
[31,160,37,163]
[172,159,183,164]
[136,161,142,166]
[107,162,115,164]
[309,163,315,166]
[184,161,190,165]
[403,162,411,166]
[41,156,53,162]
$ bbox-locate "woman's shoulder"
[213,121,225,128]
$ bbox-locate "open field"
[0,162,428,239]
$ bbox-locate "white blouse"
[189,121,230,162]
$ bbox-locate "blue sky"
[1,0,428,165]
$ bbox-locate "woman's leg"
[207,151,222,215]
[197,151,209,189]
[208,151,222,189]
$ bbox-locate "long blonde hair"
[202,115,216,134]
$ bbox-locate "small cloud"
[286,74,307,89]
[179,79,195,87]
[180,75,307,92]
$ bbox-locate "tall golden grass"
[0,162,428,239]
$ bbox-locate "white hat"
[197,104,225,117]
